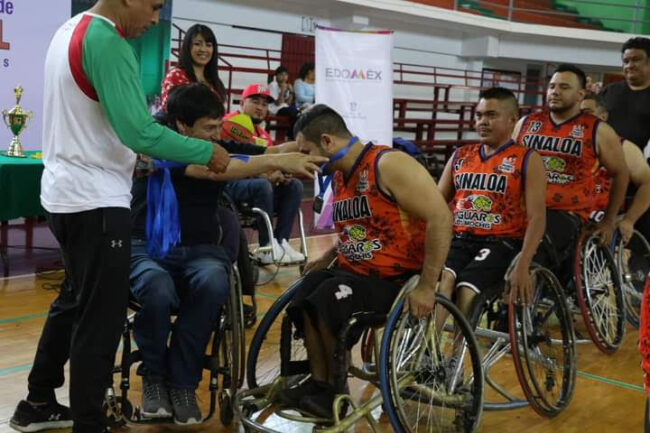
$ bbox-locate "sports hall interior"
[0,0,648,432]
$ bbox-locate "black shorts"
[444,236,521,297]
[535,210,582,272]
[287,268,401,349]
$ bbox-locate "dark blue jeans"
[129,240,231,390]
[224,177,303,245]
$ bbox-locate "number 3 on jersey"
[335,284,353,300]
[474,248,491,262]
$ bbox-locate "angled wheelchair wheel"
[379,294,484,433]
[616,230,650,329]
[509,265,577,417]
[575,232,625,354]
[246,278,309,390]
[215,267,245,424]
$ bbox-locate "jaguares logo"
[338,225,382,262]
[542,156,574,185]
[454,194,502,229]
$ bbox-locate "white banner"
[314,26,393,229]
[0,0,70,150]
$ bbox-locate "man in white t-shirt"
[9,1,229,432]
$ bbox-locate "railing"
[168,25,549,153]
[412,0,650,33]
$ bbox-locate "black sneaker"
[141,374,172,419]
[9,400,73,432]
[275,378,324,407]
[170,388,202,425]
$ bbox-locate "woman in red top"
[160,24,227,110]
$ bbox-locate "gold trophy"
[2,86,33,158]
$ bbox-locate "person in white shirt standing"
[9,1,230,433]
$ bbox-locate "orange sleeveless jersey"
[516,111,600,221]
[332,144,425,279]
[451,141,532,238]
[593,137,625,212]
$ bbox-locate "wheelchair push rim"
[575,231,626,354]
[509,265,577,418]
[379,294,484,433]
[616,229,650,329]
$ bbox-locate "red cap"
[241,84,274,103]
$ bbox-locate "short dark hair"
[583,92,607,112]
[298,62,315,80]
[294,104,351,143]
[553,64,587,89]
[478,87,519,114]
[622,37,650,58]
[164,83,224,129]
[269,65,289,84]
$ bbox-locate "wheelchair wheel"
[216,268,245,419]
[509,265,577,417]
[616,230,650,329]
[575,232,625,354]
[379,294,484,433]
[246,278,309,390]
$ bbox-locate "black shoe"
[299,387,337,419]
[275,378,325,407]
[9,400,73,432]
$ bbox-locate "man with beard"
[221,84,305,264]
[581,93,650,244]
[600,37,650,241]
[513,64,629,278]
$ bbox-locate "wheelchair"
[235,273,486,433]
[540,214,625,355]
[467,256,577,418]
[220,191,309,285]
[103,265,246,428]
[611,229,650,328]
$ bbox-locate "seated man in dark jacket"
[129,83,325,424]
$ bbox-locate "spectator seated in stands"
[129,83,325,424]
[269,65,297,139]
[221,83,306,264]
[160,24,227,110]
[294,62,315,113]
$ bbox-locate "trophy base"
[2,152,27,158]
[5,139,26,158]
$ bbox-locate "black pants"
[27,208,131,433]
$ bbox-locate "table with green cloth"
[0,151,45,221]
[0,151,46,276]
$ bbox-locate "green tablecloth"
[0,151,45,221]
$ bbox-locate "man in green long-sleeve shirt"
[9,1,230,432]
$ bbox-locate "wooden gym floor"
[0,234,645,433]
